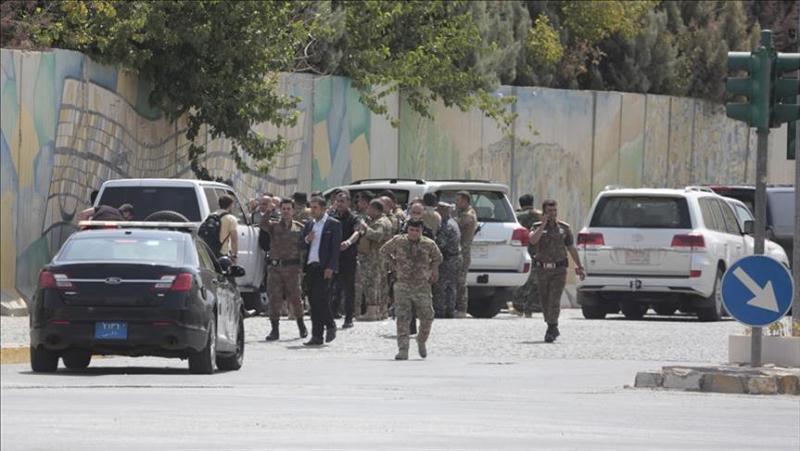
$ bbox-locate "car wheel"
[697,269,724,322]
[467,297,502,318]
[188,319,216,374]
[62,350,92,370]
[581,305,607,319]
[653,304,678,316]
[217,314,245,371]
[620,301,648,320]
[30,346,59,373]
[143,210,189,222]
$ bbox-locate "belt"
[269,258,301,267]
[533,259,568,269]
[443,252,461,259]
[306,262,321,269]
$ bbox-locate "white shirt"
[307,213,328,263]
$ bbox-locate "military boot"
[395,349,409,360]
[544,324,557,343]
[417,319,433,358]
[358,306,379,321]
[265,319,280,341]
[396,332,410,360]
[297,318,308,338]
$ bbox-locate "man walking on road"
[300,196,342,346]
[380,219,443,360]
[512,194,543,317]
[259,198,308,341]
[454,191,477,318]
[528,199,585,343]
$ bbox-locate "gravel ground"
[4,309,747,364]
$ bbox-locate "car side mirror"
[229,265,246,278]
[218,256,232,272]
[743,220,754,235]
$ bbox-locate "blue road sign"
[721,255,794,327]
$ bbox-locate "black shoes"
[325,326,337,343]
[265,320,279,341]
[342,318,354,329]
[297,319,308,338]
[544,324,560,343]
[303,337,324,346]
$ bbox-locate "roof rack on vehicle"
[350,178,427,185]
[78,221,198,232]
[684,186,714,193]
[428,179,495,183]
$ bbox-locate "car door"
[194,240,220,335]
[715,198,746,264]
[218,188,262,291]
[731,202,756,255]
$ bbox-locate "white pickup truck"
[94,179,266,310]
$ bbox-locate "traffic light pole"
[794,119,799,337]
[751,128,769,367]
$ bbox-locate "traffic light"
[770,53,799,127]
[726,50,771,129]
[789,121,797,160]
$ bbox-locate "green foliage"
[527,14,563,66]
[561,1,656,44]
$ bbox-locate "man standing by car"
[454,191,477,318]
[301,196,342,346]
[422,193,442,236]
[513,194,543,317]
[380,219,443,360]
[354,199,393,321]
[433,202,462,318]
[260,198,308,341]
[332,190,361,329]
[216,195,240,264]
[529,199,585,343]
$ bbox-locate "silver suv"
[324,179,531,318]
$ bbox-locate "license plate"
[472,243,488,259]
[625,249,650,265]
[95,322,127,340]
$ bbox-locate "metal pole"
[793,116,799,337]
[751,128,769,366]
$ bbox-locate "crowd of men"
[243,188,585,358]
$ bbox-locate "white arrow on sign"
[732,267,779,313]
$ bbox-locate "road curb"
[0,346,29,365]
[634,365,800,395]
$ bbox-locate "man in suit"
[300,196,343,346]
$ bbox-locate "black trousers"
[306,264,335,339]
[332,258,357,319]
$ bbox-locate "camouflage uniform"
[432,217,461,317]
[380,234,443,359]
[531,220,574,326]
[382,208,405,316]
[355,214,392,320]
[293,207,312,224]
[512,207,544,315]
[455,205,478,315]
[259,217,305,322]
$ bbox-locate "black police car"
[30,221,245,374]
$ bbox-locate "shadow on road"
[17,366,191,376]
[596,315,736,323]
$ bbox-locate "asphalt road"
[2,310,798,450]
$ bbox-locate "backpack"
[198,212,231,258]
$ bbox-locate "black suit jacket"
[300,216,342,273]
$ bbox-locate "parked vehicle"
[707,185,794,266]
[30,221,245,374]
[94,178,266,311]
[722,196,790,267]
[576,186,762,321]
[323,179,531,318]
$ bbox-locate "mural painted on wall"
[1,48,794,307]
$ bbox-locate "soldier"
[292,192,312,224]
[379,194,403,319]
[421,193,442,236]
[454,191,477,318]
[529,199,585,343]
[512,194,544,317]
[354,199,393,321]
[380,219,443,360]
[259,198,308,341]
[433,202,462,318]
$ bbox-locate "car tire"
[143,210,190,222]
[467,297,503,318]
[581,305,607,319]
[697,269,724,322]
[188,319,216,374]
[217,315,245,371]
[62,350,92,370]
[653,304,678,316]
[30,346,59,373]
[620,302,648,320]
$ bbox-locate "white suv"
[575,187,772,322]
[324,179,531,318]
[94,179,266,310]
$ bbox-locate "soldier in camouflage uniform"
[259,198,308,340]
[292,192,312,224]
[421,193,441,236]
[454,191,478,318]
[512,194,544,317]
[379,194,404,319]
[354,199,393,321]
[432,202,461,318]
[529,199,585,343]
[380,219,443,360]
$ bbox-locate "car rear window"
[57,236,184,264]
[97,186,201,221]
[590,196,691,228]
[436,190,515,223]
[768,191,794,228]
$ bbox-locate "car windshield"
[590,196,691,228]
[57,236,184,264]
[436,190,515,223]
[97,186,201,221]
[335,189,411,210]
